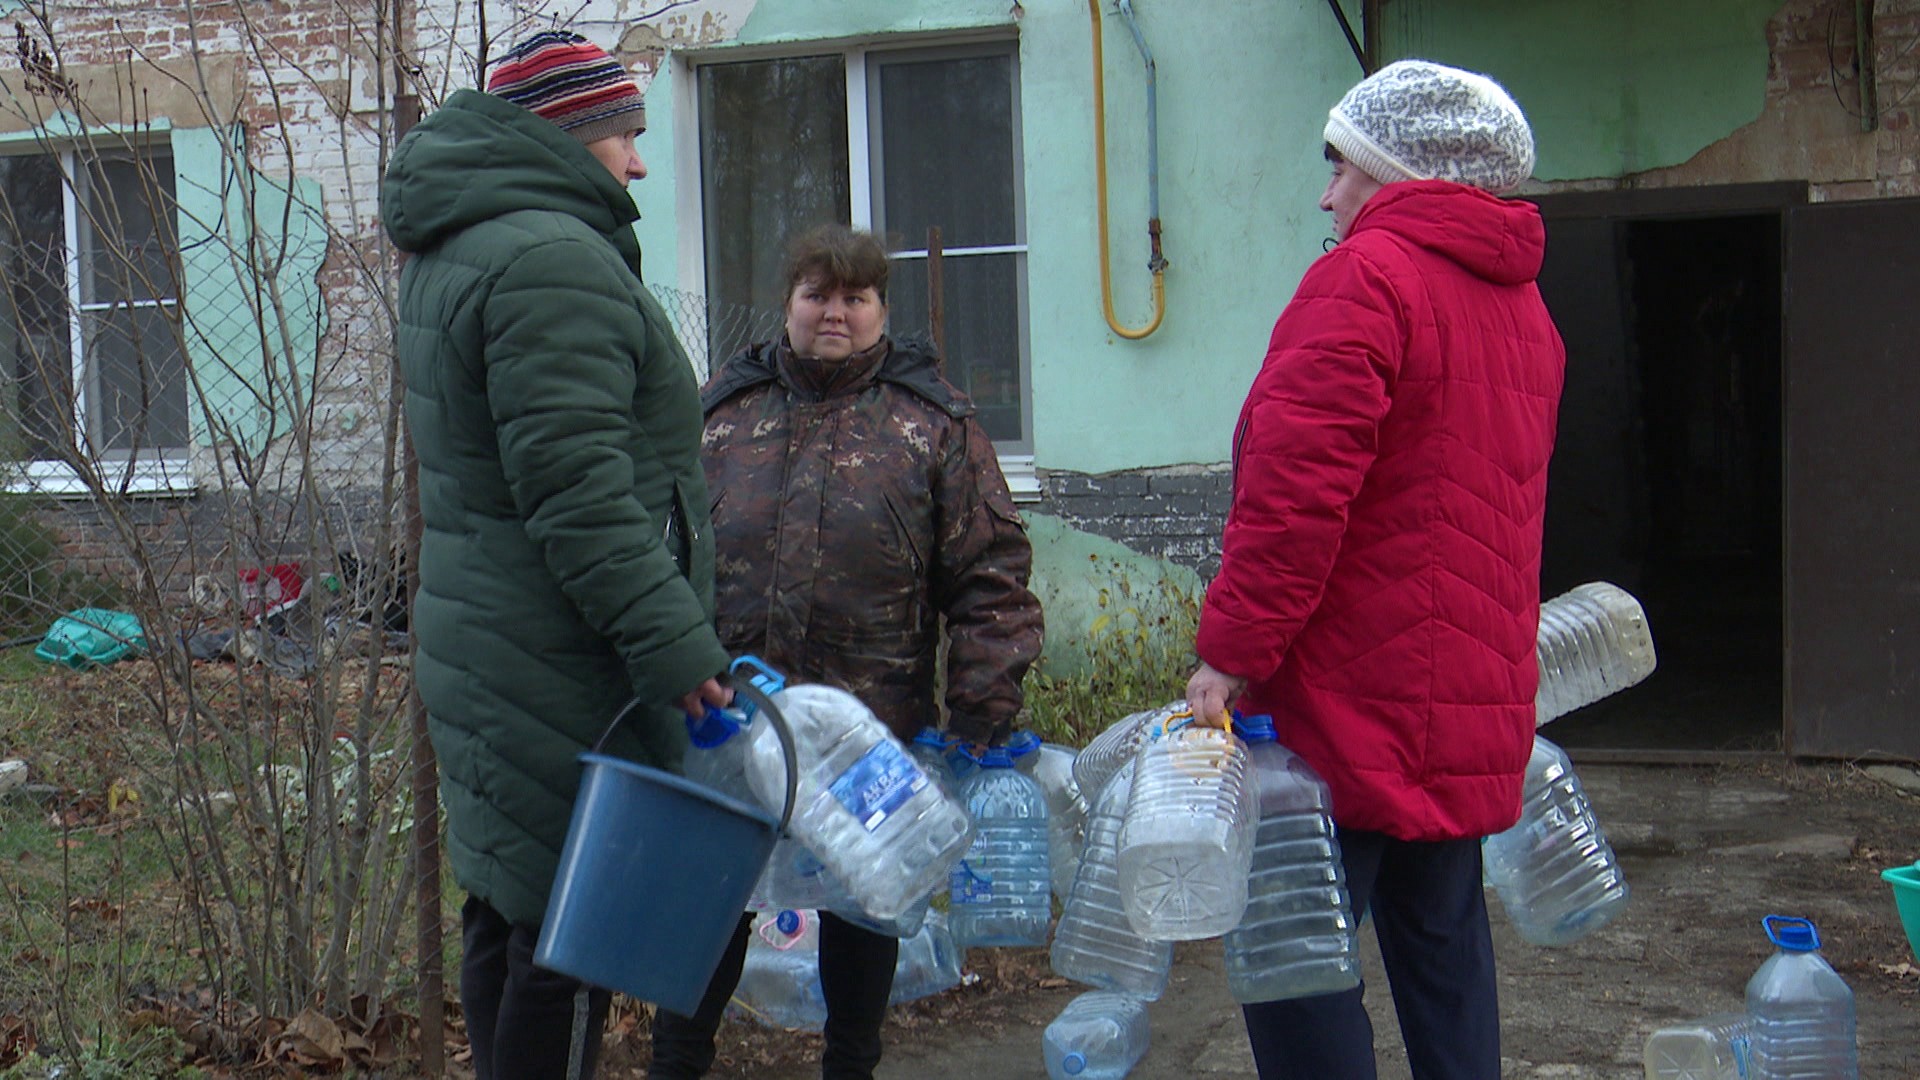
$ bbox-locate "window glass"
[0,147,184,466]
[0,154,73,461]
[876,53,1017,251]
[889,252,1023,442]
[698,56,849,361]
[83,303,187,454]
[83,154,179,306]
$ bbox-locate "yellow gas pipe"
[1089,0,1166,340]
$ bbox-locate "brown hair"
[782,224,890,303]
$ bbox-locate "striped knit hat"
[486,30,647,146]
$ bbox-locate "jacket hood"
[702,334,973,418]
[1346,181,1545,286]
[381,88,640,257]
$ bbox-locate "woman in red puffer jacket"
[1187,60,1566,1080]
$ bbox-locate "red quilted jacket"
[1196,181,1566,841]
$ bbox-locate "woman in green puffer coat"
[381,31,731,1080]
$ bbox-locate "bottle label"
[949,859,994,904]
[829,741,929,832]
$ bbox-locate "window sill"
[6,459,198,498]
[999,453,1041,505]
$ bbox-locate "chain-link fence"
[647,281,786,383]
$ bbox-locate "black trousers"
[650,911,900,1079]
[460,894,613,1080]
[1240,829,1500,1080]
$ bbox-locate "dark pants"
[1241,829,1499,1080]
[650,911,900,1079]
[460,894,613,1080]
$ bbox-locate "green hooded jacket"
[382,89,730,927]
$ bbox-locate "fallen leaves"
[0,1014,35,1069]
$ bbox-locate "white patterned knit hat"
[1324,60,1535,195]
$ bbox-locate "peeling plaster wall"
[1382,0,1920,200]
[1378,0,1782,180]
[1625,0,1920,201]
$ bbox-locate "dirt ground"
[589,758,1920,1079]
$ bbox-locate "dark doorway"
[1536,213,1784,752]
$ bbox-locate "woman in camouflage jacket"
[647,225,1044,1080]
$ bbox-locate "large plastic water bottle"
[911,727,962,797]
[1482,734,1630,946]
[682,702,756,798]
[1029,742,1091,901]
[751,838,931,938]
[1117,709,1258,940]
[1536,581,1658,727]
[948,746,1051,948]
[1222,715,1360,1003]
[1643,1012,1750,1080]
[888,909,964,1006]
[1004,729,1044,766]
[1051,760,1172,1000]
[1042,991,1151,1080]
[1073,704,1174,806]
[740,665,972,921]
[726,909,826,1032]
[1745,915,1858,1080]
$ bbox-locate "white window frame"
[2,143,193,497]
[676,37,1040,501]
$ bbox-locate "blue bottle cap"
[979,746,1017,769]
[1003,730,1042,759]
[686,704,744,749]
[1062,1051,1087,1075]
[775,909,802,935]
[1233,714,1276,742]
[913,727,952,750]
[1763,914,1821,951]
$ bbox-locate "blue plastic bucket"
[535,682,796,1015]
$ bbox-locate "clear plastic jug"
[750,837,930,938]
[1051,760,1172,1000]
[1042,990,1151,1080]
[1643,1011,1750,1080]
[1536,581,1658,727]
[1030,742,1091,901]
[1482,734,1630,946]
[1073,704,1176,805]
[725,909,826,1032]
[1745,915,1857,1080]
[738,658,973,921]
[681,695,759,799]
[1117,709,1257,940]
[947,746,1052,948]
[1222,715,1360,1003]
[911,727,961,797]
[888,909,964,1006]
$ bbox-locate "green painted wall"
[1376,0,1780,180]
[1026,512,1200,679]
[631,0,1359,475]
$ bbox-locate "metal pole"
[926,225,945,363]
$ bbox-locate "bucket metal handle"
[590,679,800,832]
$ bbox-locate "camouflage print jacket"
[701,335,1044,744]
